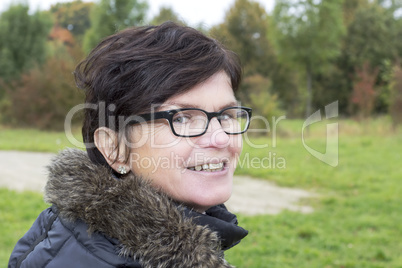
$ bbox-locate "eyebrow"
[163,101,240,111]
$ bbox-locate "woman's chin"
[179,167,233,210]
[184,187,233,212]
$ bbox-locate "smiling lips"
[187,162,225,172]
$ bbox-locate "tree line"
[1,0,402,130]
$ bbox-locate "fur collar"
[44,149,247,267]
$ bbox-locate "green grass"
[226,117,402,267]
[1,118,402,267]
[0,189,48,264]
[0,126,82,152]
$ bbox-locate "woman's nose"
[200,118,230,148]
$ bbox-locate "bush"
[351,62,379,119]
[2,42,83,130]
[389,65,402,126]
[239,74,283,135]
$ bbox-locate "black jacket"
[9,149,247,268]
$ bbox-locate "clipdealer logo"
[302,101,339,167]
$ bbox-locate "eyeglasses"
[128,106,252,137]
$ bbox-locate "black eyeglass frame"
[127,106,252,138]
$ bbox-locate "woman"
[9,22,251,268]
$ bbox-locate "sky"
[0,0,274,27]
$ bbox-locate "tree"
[0,4,52,82]
[244,74,283,132]
[83,0,148,53]
[351,62,379,118]
[150,6,183,25]
[209,0,282,116]
[389,66,402,126]
[210,0,274,77]
[50,0,94,40]
[340,2,400,113]
[342,0,369,27]
[273,0,345,117]
[343,4,398,71]
[2,36,84,130]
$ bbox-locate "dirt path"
[0,150,315,215]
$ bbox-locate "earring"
[117,166,127,175]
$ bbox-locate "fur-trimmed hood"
[44,149,247,268]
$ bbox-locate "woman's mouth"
[187,162,226,172]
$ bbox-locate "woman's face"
[128,71,243,212]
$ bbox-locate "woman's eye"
[173,114,191,124]
[220,113,234,120]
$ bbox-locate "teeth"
[209,163,223,169]
[190,162,224,172]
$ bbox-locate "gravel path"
[0,150,315,215]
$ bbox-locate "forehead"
[163,71,237,110]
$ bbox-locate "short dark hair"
[74,21,242,166]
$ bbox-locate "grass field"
[1,117,402,267]
[0,125,83,152]
[0,189,48,265]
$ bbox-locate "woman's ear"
[94,127,130,174]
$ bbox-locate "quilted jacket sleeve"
[8,207,141,268]
[8,207,57,268]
